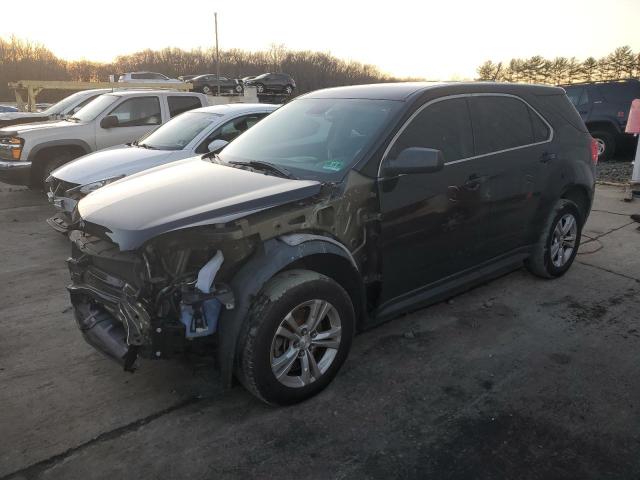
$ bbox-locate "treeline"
[477,46,640,84]
[0,36,402,101]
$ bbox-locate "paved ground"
[1,182,639,480]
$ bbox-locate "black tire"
[37,150,73,188]
[202,85,212,95]
[255,83,265,94]
[237,269,355,405]
[591,130,615,162]
[235,84,243,94]
[284,84,293,95]
[526,199,583,279]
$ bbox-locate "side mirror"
[207,139,229,153]
[383,147,444,176]
[100,115,119,129]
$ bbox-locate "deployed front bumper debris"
[66,230,234,369]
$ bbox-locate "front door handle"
[540,152,557,163]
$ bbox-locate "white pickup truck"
[0,89,207,186]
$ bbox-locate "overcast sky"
[4,0,640,79]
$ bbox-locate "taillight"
[590,137,599,165]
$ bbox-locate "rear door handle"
[463,174,486,191]
[540,152,557,163]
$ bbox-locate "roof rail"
[559,78,640,86]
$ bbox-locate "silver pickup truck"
[0,89,207,187]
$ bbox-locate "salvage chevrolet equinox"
[66,82,596,405]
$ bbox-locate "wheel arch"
[28,140,91,183]
[217,235,364,388]
[561,184,593,223]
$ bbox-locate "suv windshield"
[138,111,221,150]
[219,98,400,180]
[42,91,90,116]
[72,95,119,122]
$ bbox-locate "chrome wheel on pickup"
[239,269,354,405]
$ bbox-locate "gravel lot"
[597,161,633,183]
[1,181,639,480]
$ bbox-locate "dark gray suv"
[243,73,296,95]
[65,82,596,405]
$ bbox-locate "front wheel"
[255,83,265,94]
[526,199,583,278]
[238,269,355,405]
[284,84,293,95]
[202,85,212,95]
[38,150,73,188]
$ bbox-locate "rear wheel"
[202,85,212,95]
[256,83,265,94]
[238,269,354,405]
[591,130,615,162]
[526,199,582,278]
[235,84,243,94]
[284,84,293,95]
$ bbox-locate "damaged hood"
[52,146,183,185]
[77,157,322,251]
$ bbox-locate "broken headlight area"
[66,230,235,370]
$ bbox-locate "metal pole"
[631,135,640,185]
[215,12,220,96]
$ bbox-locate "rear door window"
[167,96,203,117]
[108,96,161,126]
[468,96,547,155]
[389,97,474,162]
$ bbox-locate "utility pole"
[215,12,220,96]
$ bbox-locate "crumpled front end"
[46,177,82,233]
[66,228,235,370]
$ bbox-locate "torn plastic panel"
[180,251,226,338]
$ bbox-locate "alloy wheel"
[270,299,342,388]
[595,137,606,156]
[551,213,578,267]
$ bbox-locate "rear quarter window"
[538,94,589,133]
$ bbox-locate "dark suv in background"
[65,82,595,405]
[243,73,296,95]
[562,79,640,160]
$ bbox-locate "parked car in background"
[118,72,182,84]
[47,103,279,232]
[178,75,200,82]
[0,89,110,128]
[0,90,207,186]
[243,73,296,95]
[0,105,18,113]
[190,75,244,95]
[562,79,640,161]
[65,82,595,405]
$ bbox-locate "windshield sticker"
[322,160,343,171]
